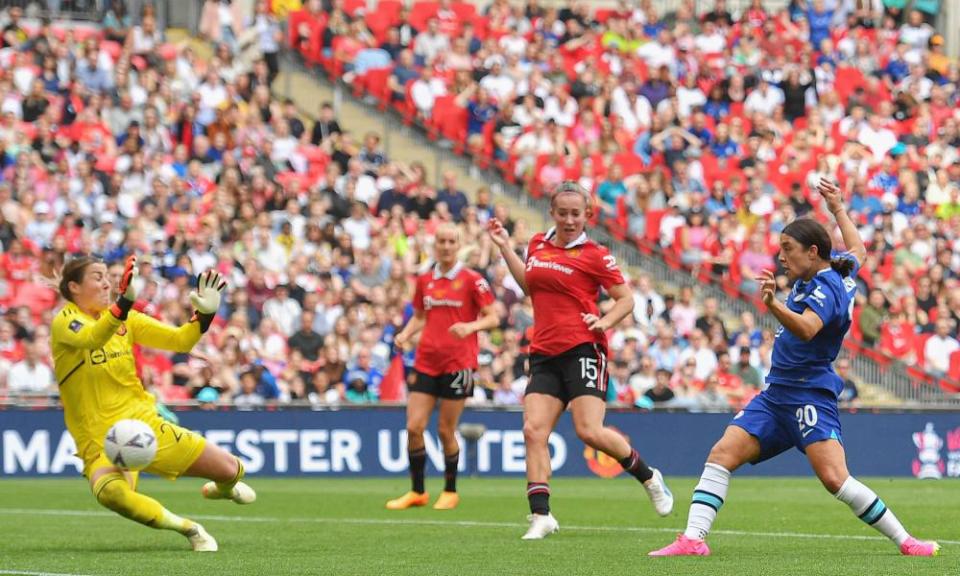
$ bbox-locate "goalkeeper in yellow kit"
[51,255,256,552]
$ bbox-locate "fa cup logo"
[912,423,945,480]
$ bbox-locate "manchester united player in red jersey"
[386,223,499,511]
[488,181,674,539]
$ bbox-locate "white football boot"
[643,468,674,517]
[202,480,257,504]
[521,513,560,540]
[186,523,218,552]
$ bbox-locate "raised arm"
[757,269,824,342]
[52,309,122,351]
[818,177,867,266]
[487,218,528,294]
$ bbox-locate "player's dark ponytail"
[57,256,101,302]
[781,218,856,277]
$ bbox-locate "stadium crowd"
[287,0,960,391]
[0,0,956,411]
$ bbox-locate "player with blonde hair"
[386,223,499,510]
[50,255,256,552]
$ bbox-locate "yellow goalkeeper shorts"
[83,414,207,481]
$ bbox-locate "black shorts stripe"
[58,360,85,388]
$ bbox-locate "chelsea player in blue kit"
[651,178,940,557]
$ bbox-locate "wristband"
[191,311,216,333]
[110,297,134,321]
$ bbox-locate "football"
[103,419,158,471]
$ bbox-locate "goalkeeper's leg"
[188,443,257,505]
[90,467,217,552]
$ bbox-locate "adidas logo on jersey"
[586,380,596,388]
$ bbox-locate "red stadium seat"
[594,8,615,23]
[365,11,395,44]
[343,0,366,16]
[362,67,394,109]
[410,1,440,31]
[642,209,666,252]
[426,95,457,140]
[612,151,646,176]
[948,350,960,383]
[914,333,933,370]
[437,104,468,154]
[450,2,476,21]
[834,66,866,105]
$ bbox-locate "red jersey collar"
[544,227,588,248]
[432,260,464,280]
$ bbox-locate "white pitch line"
[0,507,956,546]
[0,571,96,576]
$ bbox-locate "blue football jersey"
[767,253,859,396]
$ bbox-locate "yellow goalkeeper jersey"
[51,302,203,463]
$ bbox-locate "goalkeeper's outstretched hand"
[190,270,227,315]
[110,255,139,320]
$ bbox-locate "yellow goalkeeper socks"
[93,472,196,535]
[215,457,245,496]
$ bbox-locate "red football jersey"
[525,229,625,356]
[413,262,495,376]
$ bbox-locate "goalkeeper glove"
[109,255,138,321]
[190,270,227,332]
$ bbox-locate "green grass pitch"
[0,477,955,576]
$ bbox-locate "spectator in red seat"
[669,286,698,338]
[435,171,469,222]
[696,297,728,343]
[833,356,860,405]
[702,83,730,122]
[0,321,24,363]
[411,64,447,119]
[387,50,419,104]
[709,122,740,159]
[542,83,577,128]
[880,304,916,363]
[739,232,776,295]
[644,369,676,405]
[913,275,937,316]
[443,36,474,72]
[413,19,450,67]
[731,345,763,389]
[678,207,710,269]
[6,338,53,394]
[859,288,888,347]
[128,13,163,63]
[595,163,626,220]
[25,202,58,250]
[537,153,565,193]
[640,64,674,109]
[925,319,960,378]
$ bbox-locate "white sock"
[684,463,730,540]
[834,476,909,546]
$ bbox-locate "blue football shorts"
[730,385,843,463]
